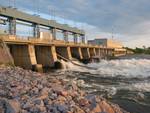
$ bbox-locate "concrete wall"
[107,39,123,48]
[56,46,72,60]
[8,44,33,69]
[35,46,57,67]
[114,48,127,57]
[100,48,106,58]
[70,47,83,60]
[81,48,90,59]
[95,48,100,56]
[107,49,114,57]
[89,48,96,57]
[88,39,123,48]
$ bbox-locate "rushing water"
[54,55,150,113]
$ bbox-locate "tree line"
[124,46,150,54]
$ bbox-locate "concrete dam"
[0,7,114,72]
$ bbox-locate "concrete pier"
[51,46,58,64]
[0,40,14,65]
[28,45,37,65]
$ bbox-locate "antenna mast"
[12,0,16,8]
[8,0,16,8]
[37,0,40,16]
[112,26,114,39]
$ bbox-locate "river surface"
[52,54,150,113]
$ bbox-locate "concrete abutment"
[8,44,33,69]
[0,40,14,65]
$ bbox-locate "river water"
[53,55,150,113]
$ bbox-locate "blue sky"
[1,0,150,48]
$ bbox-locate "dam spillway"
[0,35,114,72]
[0,7,114,72]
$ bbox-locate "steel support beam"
[33,24,40,38]
[74,34,78,43]
[82,35,85,43]
[0,7,85,35]
[9,18,16,35]
[63,31,68,42]
[51,28,56,40]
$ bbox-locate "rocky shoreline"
[0,66,128,113]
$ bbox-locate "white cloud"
[0,0,150,48]
[84,23,150,48]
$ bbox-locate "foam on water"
[88,59,150,78]
[60,59,89,72]
[60,58,150,96]
[61,59,150,78]
[130,82,150,92]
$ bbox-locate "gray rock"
[0,67,126,113]
[49,93,57,100]
[33,99,42,105]
[22,102,33,110]
[46,105,58,113]
[4,99,21,113]
[56,104,68,113]
[0,106,5,113]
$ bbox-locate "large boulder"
[0,99,21,113]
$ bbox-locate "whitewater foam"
[87,59,150,77]
[60,60,90,72]
[62,59,150,78]
[58,58,150,110]
[130,82,150,92]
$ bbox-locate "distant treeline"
[124,47,150,54]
